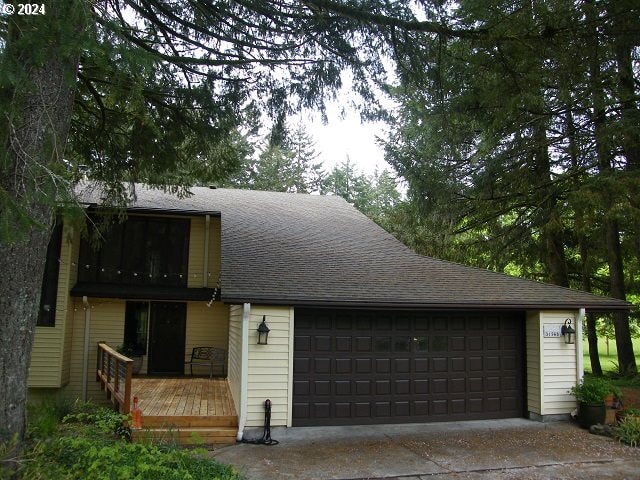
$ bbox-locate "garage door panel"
[432,378,447,393]
[451,357,465,371]
[335,380,351,395]
[336,336,351,351]
[394,379,410,394]
[394,358,410,373]
[450,378,465,393]
[315,336,331,350]
[433,357,447,372]
[293,310,524,426]
[376,380,391,394]
[314,357,331,373]
[415,358,429,372]
[295,336,311,351]
[355,336,372,351]
[295,357,310,373]
[376,402,391,417]
[415,379,429,394]
[414,401,429,415]
[356,380,371,395]
[469,377,483,392]
[314,380,330,395]
[451,399,466,414]
[469,356,483,370]
[376,358,391,373]
[451,336,466,350]
[394,402,410,416]
[432,400,448,415]
[335,403,351,417]
[294,380,309,395]
[335,358,351,373]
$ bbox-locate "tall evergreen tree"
[384,0,639,373]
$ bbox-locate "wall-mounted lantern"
[561,318,575,345]
[257,316,270,345]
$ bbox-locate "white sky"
[301,107,393,177]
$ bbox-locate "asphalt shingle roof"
[77,183,629,311]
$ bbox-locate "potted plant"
[569,376,620,429]
[117,344,144,375]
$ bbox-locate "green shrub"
[569,376,620,404]
[26,395,75,439]
[614,415,640,447]
[19,436,240,480]
[15,403,243,480]
[63,404,132,441]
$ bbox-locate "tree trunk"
[0,1,83,451]
[611,1,640,375]
[605,220,637,374]
[532,120,568,287]
[584,0,637,375]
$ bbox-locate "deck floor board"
[131,378,236,418]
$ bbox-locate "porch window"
[124,301,149,355]
[78,216,190,287]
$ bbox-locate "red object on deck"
[132,396,142,429]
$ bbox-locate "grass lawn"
[583,337,640,374]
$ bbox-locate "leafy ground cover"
[1,400,243,480]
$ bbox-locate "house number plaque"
[543,324,562,338]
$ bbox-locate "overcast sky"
[302,107,392,177]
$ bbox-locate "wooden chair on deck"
[185,347,227,379]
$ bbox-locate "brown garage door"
[293,309,524,426]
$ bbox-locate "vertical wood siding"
[245,306,293,427]
[187,216,221,288]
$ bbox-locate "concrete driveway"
[210,419,640,479]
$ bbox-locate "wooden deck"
[130,377,237,445]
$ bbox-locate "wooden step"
[132,426,237,446]
[141,415,238,429]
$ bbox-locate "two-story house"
[28,183,629,443]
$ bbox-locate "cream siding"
[187,215,221,288]
[29,223,78,388]
[65,299,125,402]
[526,310,580,418]
[227,304,244,414]
[184,302,229,374]
[245,305,294,428]
[29,214,226,396]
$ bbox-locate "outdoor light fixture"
[257,316,270,345]
[561,318,575,345]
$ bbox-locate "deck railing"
[96,342,133,414]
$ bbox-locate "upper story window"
[78,216,190,287]
[38,222,63,327]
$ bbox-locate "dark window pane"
[415,336,429,352]
[38,222,63,327]
[374,337,391,352]
[77,216,190,287]
[432,336,448,352]
[394,337,411,352]
[124,301,149,354]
